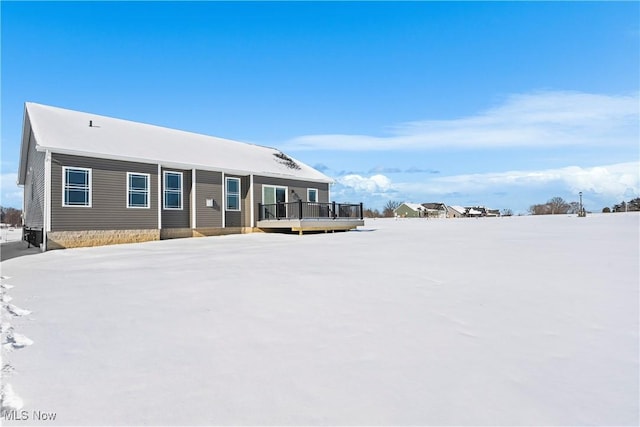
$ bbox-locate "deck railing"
[258,201,363,221]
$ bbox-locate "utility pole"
[578,191,586,217]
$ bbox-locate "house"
[421,202,447,218]
[394,203,425,218]
[466,207,484,217]
[447,205,466,218]
[18,103,363,250]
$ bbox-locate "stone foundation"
[159,228,193,240]
[193,227,258,237]
[47,227,263,250]
[46,227,264,250]
[47,229,160,250]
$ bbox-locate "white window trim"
[62,166,92,208]
[307,188,318,203]
[126,172,151,209]
[262,185,288,204]
[225,177,241,211]
[163,170,183,210]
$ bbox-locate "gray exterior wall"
[253,176,329,206]
[161,167,191,229]
[47,154,331,235]
[23,132,46,229]
[195,170,223,228]
[224,174,250,228]
[50,154,158,231]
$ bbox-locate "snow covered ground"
[1,214,638,426]
[0,228,22,244]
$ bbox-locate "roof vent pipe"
[89,120,93,127]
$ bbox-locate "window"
[307,188,318,203]
[226,177,241,211]
[127,173,150,208]
[63,167,91,207]
[163,171,183,210]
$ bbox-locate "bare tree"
[529,197,573,215]
[383,201,401,217]
[547,197,570,214]
[501,208,513,216]
[529,204,550,215]
[0,207,22,227]
[364,208,381,218]
[567,202,580,214]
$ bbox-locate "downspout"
[43,150,52,252]
[249,174,254,228]
[157,164,162,231]
[221,172,225,228]
[191,169,196,229]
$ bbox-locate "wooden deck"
[257,201,364,234]
[257,218,364,235]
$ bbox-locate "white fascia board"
[17,107,33,185]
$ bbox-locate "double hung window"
[307,188,318,203]
[63,167,91,207]
[226,177,241,211]
[127,173,150,208]
[164,171,183,210]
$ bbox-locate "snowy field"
[0,228,22,244]
[1,214,638,426]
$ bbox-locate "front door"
[263,186,287,219]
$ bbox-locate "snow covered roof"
[19,103,332,185]
[448,206,466,215]
[396,203,424,212]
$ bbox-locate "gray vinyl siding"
[253,176,329,206]
[195,170,222,228]
[50,154,158,231]
[23,132,46,229]
[161,168,191,228]
[224,175,250,228]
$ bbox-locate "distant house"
[421,202,447,218]
[466,207,484,217]
[18,103,363,250]
[445,205,499,218]
[447,206,466,218]
[394,203,425,218]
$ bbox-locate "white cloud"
[331,162,639,211]
[337,174,392,194]
[284,91,639,151]
[397,162,640,200]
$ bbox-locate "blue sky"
[1,1,638,213]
